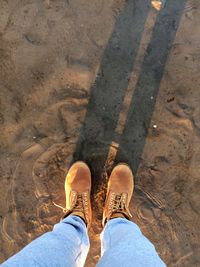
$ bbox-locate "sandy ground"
[0,0,200,266]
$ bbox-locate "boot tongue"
[110,193,132,221]
[73,194,84,212]
[112,194,126,212]
[70,194,87,223]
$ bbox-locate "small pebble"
[153,124,157,129]
[151,0,166,11]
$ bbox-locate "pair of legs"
[2,162,166,267]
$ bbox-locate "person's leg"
[2,215,89,267]
[97,218,166,267]
[2,161,93,267]
[97,163,166,267]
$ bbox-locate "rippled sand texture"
[0,0,200,266]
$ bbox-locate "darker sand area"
[0,0,200,266]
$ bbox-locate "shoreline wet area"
[0,0,200,266]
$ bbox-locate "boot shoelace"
[53,193,84,213]
[73,194,84,212]
[109,193,132,219]
[110,194,126,212]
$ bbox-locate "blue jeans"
[2,216,166,267]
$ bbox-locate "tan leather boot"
[102,163,134,226]
[61,161,92,226]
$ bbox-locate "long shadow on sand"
[73,0,186,185]
[72,1,187,228]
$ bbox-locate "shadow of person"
[72,0,186,204]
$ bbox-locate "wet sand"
[0,0,200,266]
